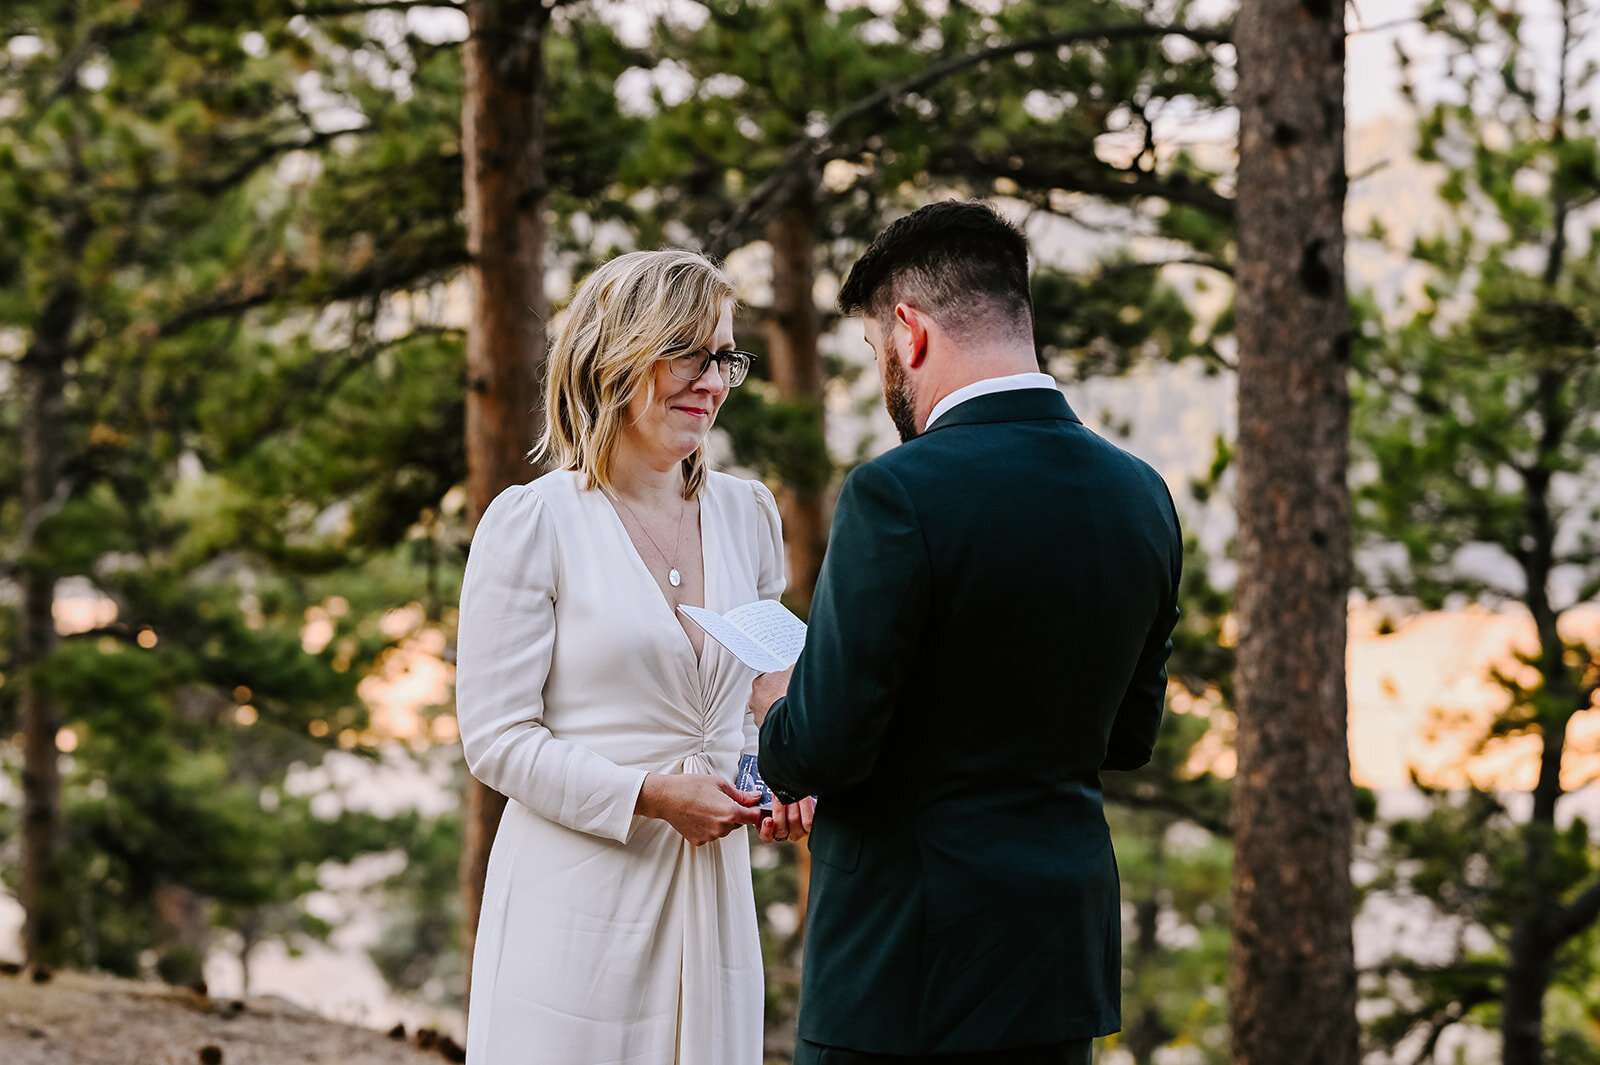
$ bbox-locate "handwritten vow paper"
[678,599,806,673]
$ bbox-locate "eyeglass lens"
[670,348,751,387]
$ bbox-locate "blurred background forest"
[1,0,1597,1063]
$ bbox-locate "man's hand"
[749,666,794,727]
[758,796,817,844]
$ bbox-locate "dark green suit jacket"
[758,387,1182,1055]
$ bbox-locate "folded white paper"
[678,599,806,673]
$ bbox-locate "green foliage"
[4,0,1244,1041]
[1106,805,1232,1064]
[1033,262,1207,380]
[714,387,831,498]
[366,801,466,1006]
[1353,1,1600,1059]
[0,0,483,983]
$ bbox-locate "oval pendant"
[669,568,682,587]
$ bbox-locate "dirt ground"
[0,966,459,1065]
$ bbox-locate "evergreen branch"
[1193,341,1239,375]
[1550,874,1600,948]
[156,244,471,338]
[939,148,1236,220]
[1362,956,1503,981]
[1096,256,1234,279]
[1346,8,1448,39]
[1408,985,1499,1065]
[709,19,1232,256]
[1568,569,1600,611]
[1100,781,1232,837]
[18,14,147,137]
[822,21,1232,142]
[292,0,463,15]
[1389,374,1524,475]
[134,126,368,200]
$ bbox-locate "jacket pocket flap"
[810,818,861,873]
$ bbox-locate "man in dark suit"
[750,200,1183,1065]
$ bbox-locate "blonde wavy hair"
[537,249,735,499]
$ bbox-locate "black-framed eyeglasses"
[666,346,756,388]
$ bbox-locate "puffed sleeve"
[455,485,648,843]
[752,479,786,602]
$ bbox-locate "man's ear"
[894,303,930,368]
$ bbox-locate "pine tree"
[1228,1,1359,1063]
[1,0,470,975]
[1355,3,1600,1061]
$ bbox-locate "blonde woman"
[455,249,810,1065]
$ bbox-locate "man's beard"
[882,336,919,443]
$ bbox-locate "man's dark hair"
[837,200,1032,341]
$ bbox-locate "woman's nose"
[694,358,726,393]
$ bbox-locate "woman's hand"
[637,773,765,846]
[758,796,816,844]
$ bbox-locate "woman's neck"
[609,447,685,507]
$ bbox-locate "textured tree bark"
[19,343,65,970]
[1502,9,1576,1057]
[1500,461,1566,1065]
[763,191,825,926]
[1228,3,1357,1064]
[458,0,549,1015]
[18,202,90,967]
[763,194,827,620]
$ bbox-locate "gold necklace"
[616,494,688,588]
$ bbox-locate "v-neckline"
[600,483,714,666]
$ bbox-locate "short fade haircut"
[836,200,1033,342]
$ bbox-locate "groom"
[751,200,1183,1065]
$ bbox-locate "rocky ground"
[0,965,463,1065]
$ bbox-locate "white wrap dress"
[455,468,785,1065]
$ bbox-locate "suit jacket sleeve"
[455,487,648,843]
[759,462,931,800]
[1101,491,1183,772]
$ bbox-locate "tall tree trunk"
[763,192,826,617]
[153,883,211,987]
[764,189,825,928]
[1124,823,1170,1065]
[1503,11,1575,1061]
[18,203,90,967]
[458,0,550,1016]
[19,348,65,970]
[1502,472,1565,1065]
[1228,3,1356,1065]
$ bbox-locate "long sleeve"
[744,479,787,753]
[455,485,648,842]
[1102,490,1183,772]
[759,462,931,799]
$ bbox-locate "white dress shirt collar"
[924,372,1060,431]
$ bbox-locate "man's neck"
[916,351,1045,431]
